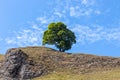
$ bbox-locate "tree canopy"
[42,22,76,52]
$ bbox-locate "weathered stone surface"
[0,49,28,80]
[0,48,46,80]
[1,47,120,79]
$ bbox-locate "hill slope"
[0,46,120,80]
[33,68,120,80]
[20,46,120,74]
[0,54,4,61]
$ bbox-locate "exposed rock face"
[0,49,27,80]
[0,48,46,80]
[1,47,120,80]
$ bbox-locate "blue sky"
[0,0,120,57]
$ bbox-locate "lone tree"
[42,22,76,52]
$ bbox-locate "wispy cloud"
[5,25,44,47]
[81,0,88,5]
[52,0,101,18]
[4,0,119,47]
[72,25,120,44]
[70,6,94,17]
[36,16,48,24]
[54,10,63,18]
[94,10,101,15]
[6,22,120,47]
[81,0,95,6]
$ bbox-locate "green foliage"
[42,22,76,52]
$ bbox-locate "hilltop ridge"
[0,46,120,80]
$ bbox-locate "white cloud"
[70,7,76,17]
[4,0,117,47]
[54,11,63,18]
[81,0,95,6]
[5,23,120,47]
[81,0,88,5]
[6,25,44,47]
[72,25,120,44]
[69,6,93,17]
[31,23,44,31]
[53,0,99,18]
[94,10,101,15]
[36,16,48,24]
[6,22,120,46]
[5,38,16,44]
[83,8,93,16]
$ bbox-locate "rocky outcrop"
[0,48,46,80]
[1,46,120,80]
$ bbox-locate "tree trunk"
[61,49,65,52]
[59,48,62,52]
[59,48,65,52]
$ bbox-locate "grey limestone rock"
[0,48,46,80]
[1,49,28,80]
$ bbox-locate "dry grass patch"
[33,68,120,80]
[0,54,4,61]
[6,46,120,80]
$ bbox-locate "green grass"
[33,68,120,80]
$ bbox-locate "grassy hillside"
[2,46,120,80]
[18,46,120,80]
[33,68,120,80]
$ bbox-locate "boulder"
[0,48,46,80]
[0,49,28,80]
